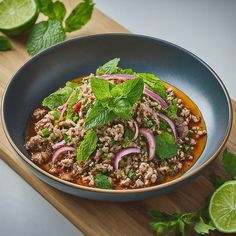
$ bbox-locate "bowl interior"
[3,34,231,179]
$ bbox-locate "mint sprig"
[27,0,94,55]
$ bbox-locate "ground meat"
[25,135,47,152]
[33,108,48,120]
[31,149,51,164]
[35,113,54,132]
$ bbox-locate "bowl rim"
[1,33,233,194]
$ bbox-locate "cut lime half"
[0,0,38,36]
[209,180,236,233]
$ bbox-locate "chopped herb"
[94,174,112,189]
[64,135,72,144]
[51,110,60,120]
[156,133,178,159]
[39,128,50,137]
[165,100,178,120]
[127,170,135,179]
[119,159,126,168]
[159,120,169,131]
[101,154,109,160]
[76,130,98,164]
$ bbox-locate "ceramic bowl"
[2,34,232,201]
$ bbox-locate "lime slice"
[209,180,236,233]
[0,0,38,36]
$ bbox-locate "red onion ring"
[132,120,139,141]
[52,146,75,163]
[144,87,168,109]
[52,140,66,150]
[114,147,141,170]
[157,112,178,140]
[139,128,156,159]
[58,91,75,120]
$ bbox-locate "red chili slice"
[73,101,82,113]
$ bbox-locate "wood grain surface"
[0,1,235,235]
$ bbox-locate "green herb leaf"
[65,0,94,32]
[84,102,116,130]
[76,130,98,164]
[222,149,236,178]
[111,77,144,105]
[39,128,50,137]
[0,36,11,51]
[138,73,166,99]
[51,110,60,120]
[96,58,120,75]
[156,133,178,159]
[37,0,66,22]
[94,173,112,189]
[64,135,72,144]
[66,81,80,88]
[27,19,65,56]
[194,217,216,235]
[90,77,112,105]
[113,99,132,119]
[42,85,73,110]
[210,174,225,189]
[165,100,178,120]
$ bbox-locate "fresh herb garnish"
[0,35,11,51]
[138,73,167,100]
[66,89,79,119]
[37,0,66,22]
[51,110,60,120]
[94,173,112,189]
[27,0,94,55]
[84,77,144,129]
[127,170,135,179]
[165,100,178,120]
[156,133,178,159]
[96,58,120,75]
[42,85,73,110]
[64,0,94,32]
[76,130,98,164]
[39,128,50,137]
[64,135,72,144]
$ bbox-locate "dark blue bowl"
[2,34,232,201]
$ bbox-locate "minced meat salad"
[25,58,207,190]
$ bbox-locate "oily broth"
[26,78,207,189]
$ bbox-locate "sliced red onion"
[132,120,139,141]
[157,113,178,140]
[139,128,156,159]
[144,87,168,109]
[52,140,66,150]
[96,74,137,80]
[52,146,75,163]
[114,147,141,170]
[59,91,75,120]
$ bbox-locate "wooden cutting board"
[0,1,235,235]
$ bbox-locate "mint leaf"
[222,149,236,178]
[76,130,98,164]
[113,99,132,119]
[156,133,178,159]
[94,174,112,189]
[90,77,112,105]
[37,0,66,22]
[0,36,11,51]
[66,81,80,89]
[65,0,94,33]
[138,73,166,99]
[84,102,116,130]
[111,77,144,105]
[96,58,120,75]
[42,85,73,110]
[27,20,65,55]
[194,217,216,235]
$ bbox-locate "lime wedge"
[209,180,236,233]
[0,0,38,36]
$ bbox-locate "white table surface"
[1,1,235,236]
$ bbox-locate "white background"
[1,1,235,236]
